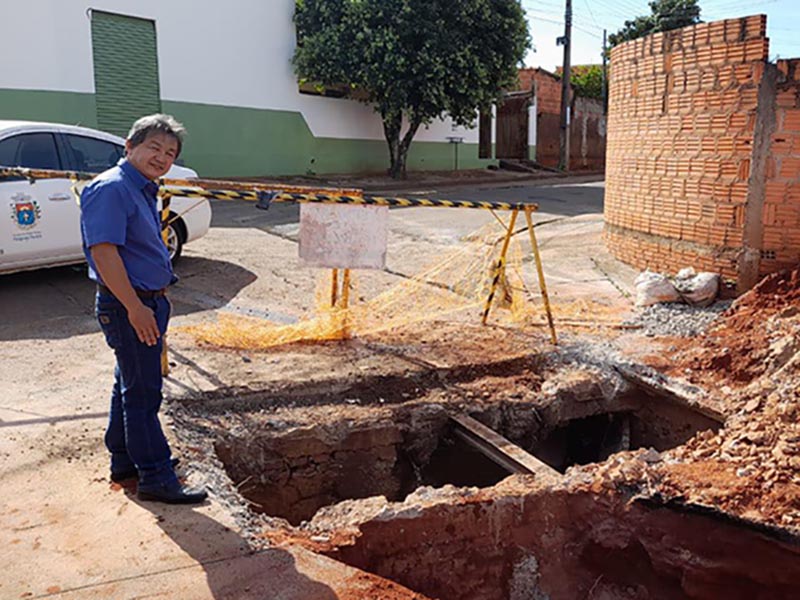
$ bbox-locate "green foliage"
[608,0,701,48]
[293,0,530,177]
[557,65,604,100]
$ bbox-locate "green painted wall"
[0,88,503,177]
[0,89,97,127]
[163,99,498,177]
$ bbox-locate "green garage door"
[91,11,161,137]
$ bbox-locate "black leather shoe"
[137,482,208,505]
[110,458,181,483]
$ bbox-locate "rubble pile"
[579,269,800,531]
[630,301,731,337]
[660,347,800,529]
[670,268,800,384]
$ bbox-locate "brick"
[738,159,751,180]
[776,90,798,108]
[778,157,800,179]
[782,109,800,132]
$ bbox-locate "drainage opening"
[401,427,513,494]
[215,421,513,526]
[530,395,722,473]
[532,412,630,472]
[213,390,720,525]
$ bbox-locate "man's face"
[125,132,179,180]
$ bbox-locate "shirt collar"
[118,158,160,198]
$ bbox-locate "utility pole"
[557,0,572,171]
[602,29,608,114]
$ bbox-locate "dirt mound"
[667,268,800,385]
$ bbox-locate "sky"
[522,0,800,71]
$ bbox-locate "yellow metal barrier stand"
[160,193,172,376]
[341,269,351,309]
[481,209,519,325]
[340,269,351,339]
[331,269,339,307]
[524,206,557,344]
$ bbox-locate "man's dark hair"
[127,114,186,157]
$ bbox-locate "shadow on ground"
[121,487,337,600]
[0,257,256,342]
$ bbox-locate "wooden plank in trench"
[449,413,560,480]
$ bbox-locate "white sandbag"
[634,271,681,307]
[677,272,720,307]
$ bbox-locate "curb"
[357,170,606,194]
[223,170,605,195]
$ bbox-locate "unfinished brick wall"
[604,15,800,291]
[762,59,800,274]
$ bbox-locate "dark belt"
[97,284,166,299]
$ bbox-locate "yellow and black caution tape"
[0,166,537,212]
[0,166,97,183]
[159,189,536,212]
[272,192,532,211]
[0,167,360,196]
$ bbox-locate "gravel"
[626,301,732,337]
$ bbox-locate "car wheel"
[166,217,185,264]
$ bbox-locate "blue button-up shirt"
[80,159,175,291]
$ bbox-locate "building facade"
[0,1,497,177]
[517,67,606,171]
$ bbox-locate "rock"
[744,399,761,413]
[640,448,662,464]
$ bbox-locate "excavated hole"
[189,361,800,599]
[211,370,721,526]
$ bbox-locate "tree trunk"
[383,112,422,179]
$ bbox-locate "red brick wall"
[518,68,563,115]
[762,59,800,272]
[604,15,772,284]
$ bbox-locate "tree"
[608,0,701,48]
[293,0,530,178]
[556,65,604,100]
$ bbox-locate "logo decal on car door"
[10,194,41,230]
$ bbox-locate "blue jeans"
[96,292,178,490]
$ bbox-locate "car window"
[0,133,61,170]
[62,134,123,173]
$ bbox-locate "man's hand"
[91,243,162,346]
[127,301,160,346]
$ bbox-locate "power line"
[584,0,600,29]
[527,14,604,39]
[525,7,605,31]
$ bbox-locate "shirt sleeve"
[80,180,129,248]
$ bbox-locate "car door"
[0,132,79,271]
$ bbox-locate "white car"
[0,120,212,274]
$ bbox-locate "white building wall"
[0,0,481,143]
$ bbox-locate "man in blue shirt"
[81,114,206,504]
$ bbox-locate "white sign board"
[299,203,388,269]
